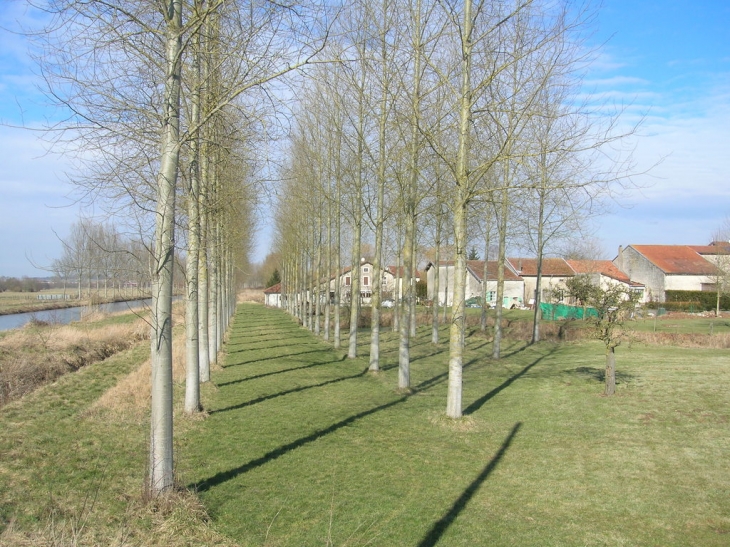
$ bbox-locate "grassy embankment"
[1,302,729,545]
[0,304,237,546]
[0,289,152,316]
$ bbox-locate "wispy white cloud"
[584,75,650,87]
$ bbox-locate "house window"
[364,276,370,287]
[345,276,351,286]
[363,266,369,273]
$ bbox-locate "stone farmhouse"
[613,244,727,302]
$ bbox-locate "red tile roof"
[426,261,521,281]
[467,260,522,282]
[631,245,720,275]
[690,243,730,255]
[508,258,574,277]
[566,260,643,286]
[263,282,281,294]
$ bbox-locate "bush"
[664,290,730,311]
[659,301,700,312]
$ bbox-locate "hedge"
[663,290,730,311]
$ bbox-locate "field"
[0,289,151,316]
[1,303,729,545]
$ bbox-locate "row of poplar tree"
[34,0,327,495]
[273,0,634,421]
[32,0,632,496]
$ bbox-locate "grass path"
[180,304,730,546]
[1,303,728,545]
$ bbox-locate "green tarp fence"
[539,302,599,321]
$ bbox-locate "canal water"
[0,299,155,332]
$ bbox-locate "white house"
[425,260,524,308]
[329,262,422,304]
[263,282,283,307]
[382,265,423,300]
[690,241,730,268]
[565,259,645,302]
[507,258,576,305]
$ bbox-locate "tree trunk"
[369,0,391,372]
[184,3,202,414]
[447,199,468,418]
[604,345,616,396]
[324,191,332,341]
[208,226,218,364]
[480,230,489,332]
[431,233,440,344]
[333,178,342,348]
[149,0,182,494]
[447,0,473,418]
[492,186,509,360]
[399,214,414,389]
[197,39,210,383]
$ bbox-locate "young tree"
[564,276,640,396]
[709,222,730,317]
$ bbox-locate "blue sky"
[585,0,730,256]
[0,0,729,277]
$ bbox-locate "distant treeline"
[0,277,52,293]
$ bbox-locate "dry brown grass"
[631,330,730,348]
[238,288,265,304]
[87,327,187,422]
[0,318,148,407]
[489,317,730,348]
[0,487,239,547]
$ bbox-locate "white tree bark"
[149,0,182,494]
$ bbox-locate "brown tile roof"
[426,261,521,281]
[263,282,281,294]
[566,259,643,286]
[631,245,720,275]
[690,243,730,255]
[507,258,574,277]
[467,260,522,282]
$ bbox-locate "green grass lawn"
[178,304,730,546]
[1,303,728,545]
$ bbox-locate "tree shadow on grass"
[227,332,312,346]
[409,348,448,364]
[216,355,347,387]
[463,347,558,416]
[226,339,319,356]
[227,322,291,335]
[192,395,411,493]
[417,422,522,547]
[565,366,635,384]
[222,348,325,369]
[210,366,371,414]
